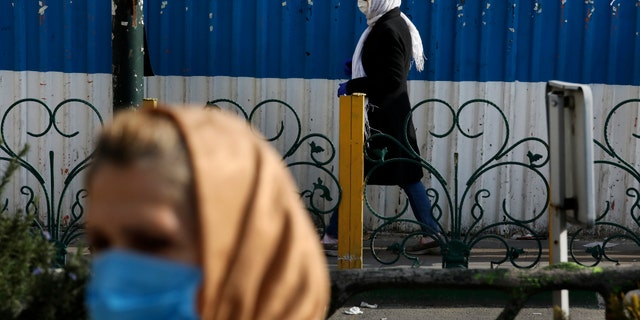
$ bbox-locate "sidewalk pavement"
[324,233,640,319]
[324,232,640,270]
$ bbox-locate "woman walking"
[326,0,441,254]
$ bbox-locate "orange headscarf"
[154,107,330,319]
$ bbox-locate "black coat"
[346,8,423,186]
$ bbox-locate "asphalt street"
[323,233,639,319]
[328,306,604,320]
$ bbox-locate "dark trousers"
[326,181,439,238]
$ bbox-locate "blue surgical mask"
[86,250,202,320]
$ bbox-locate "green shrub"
[0,146,89,319]
[0,212,89,319]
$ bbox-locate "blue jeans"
[326,181,439,238]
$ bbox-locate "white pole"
[550,208,569,319]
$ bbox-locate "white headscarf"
[351,0,425,79]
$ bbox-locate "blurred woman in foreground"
[84,106,330,320]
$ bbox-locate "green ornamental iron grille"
[206,99,341,236]
[570,99,640,267]
[366,99,550,269]
[0,98,103,266]
[0,97,339,266]
[3,96,639,269]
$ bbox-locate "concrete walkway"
[325,233,640,270]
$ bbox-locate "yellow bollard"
[142,98,158,110]
[337,94,365,269]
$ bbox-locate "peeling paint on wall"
[38,1,48,15]
[160,1,168,14]
[534,2,542,14]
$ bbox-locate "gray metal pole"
[112,0,144,111]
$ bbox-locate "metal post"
[142,98,158,110]
[337,94,365,269]
[550,207,570,319]
[547,92,570,319]
[112,0,144,111]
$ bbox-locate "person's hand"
[343,59,352,77]
[337,82,348,97]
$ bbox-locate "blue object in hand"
[337,82,348,97]
[343,59,352,77]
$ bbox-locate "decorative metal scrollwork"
[367,99,549,268]
[570,99,640,266]
[0,98,103,265]
[207,99,341,236]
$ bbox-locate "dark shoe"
[405,237,440,255]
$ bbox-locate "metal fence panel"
[2,1,640,263]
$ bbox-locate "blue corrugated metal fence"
[1,0,639,84]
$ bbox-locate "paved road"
[323,233,638,319]
[328,306,604,320]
